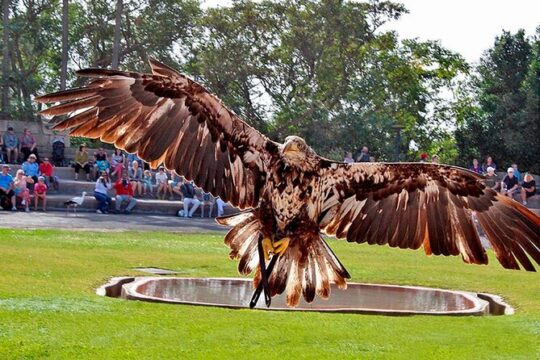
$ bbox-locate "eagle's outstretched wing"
[36,59,276,208]
[318,162,540,271]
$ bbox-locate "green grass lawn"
[0,228,538,359]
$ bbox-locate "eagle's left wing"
[318,162,540,271]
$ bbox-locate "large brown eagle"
[36,59,540,308]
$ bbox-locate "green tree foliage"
[520,28,540,171]
[69,0,200,71]
[4,0,63,119]
[456,29,540,172]
[193,0,467,160]
[0,0,200,119]
[3,0,536,167]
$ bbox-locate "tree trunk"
[2,0,9,114]
[111,0,122,69]
[60,0,68,90]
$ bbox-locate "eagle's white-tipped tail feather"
[222,210,350,307]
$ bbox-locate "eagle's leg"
[249,236,290,309]
[261,237,274,261]
[251,236,273,308]
[249,250,279,309]
[272,237,290,257]
[258,236,271,307]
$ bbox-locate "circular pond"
[97,276,513,316]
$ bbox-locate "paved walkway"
[0,211,227,232]
[1,204,537,234]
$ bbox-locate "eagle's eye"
[283,139,303,155]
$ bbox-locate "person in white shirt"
[343,152,354,163]
[215,197,226,217]
[94,171,112,214]
[181,180,200,218]
[155,166,170,200]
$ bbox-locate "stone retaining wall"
[0,118,71,150]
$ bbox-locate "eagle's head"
[281,135,319,171]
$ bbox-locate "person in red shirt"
[114,172,137,214]
[39,157,56,189]
[34,176,48,211]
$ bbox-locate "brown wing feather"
[319,162,540,271]
[36,58,277,209]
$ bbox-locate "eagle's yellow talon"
[273,237,290,256]
[262,237,273,261]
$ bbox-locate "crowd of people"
[343,146,537,206]
[91,165,226,217]
[1,137,538,213]
[471,156,537,206]
[71,145,226,216]
[1,127,40,164]
[423,154,536,205]
[0,135,227,216]
[0,163,49,212]
[0,150,57,212]
[0,125,60,212]
[343,146,373,163]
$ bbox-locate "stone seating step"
[19,194,237,217]
[57,179,115,195]
[55,178,199,197]
[3,174,154,196]
[8,164,99,180]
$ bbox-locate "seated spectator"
[181,180,200,218]
[168,170,179,186]
[511,163,521,183]
[0,164,16,211]
[19,129,38,162]
[94,171,112,214]
[520,173,536,206]
[22,154,39,185]
[95,160,110,177]
[39,157,56,189]
[126,153,143,170]
[94,148,110,176]
[50,136,66,166]
[419,152,428,162]
[0,130,3,163]
[355,146,370,162]
[215,197,226,217]
[431,155,440,164]
[155,166,170,200]
[501,167,519,198]
[73,145,92,181]
[114,172,137,214]
[34,176,48,211]
[343,152,354,163]
[142,170,154,196]
[3,127,19,164]
[482,155,497,173]
[110,149,125,180]
[469,158,482,174]
[128,160,144,196]
[200,191,215,218]
[170,174,184,200]
[484,167,500,191]
[13,169,32,212]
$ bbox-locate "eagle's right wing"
[36,58,278,209]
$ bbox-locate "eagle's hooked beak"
[283,141,299,155]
